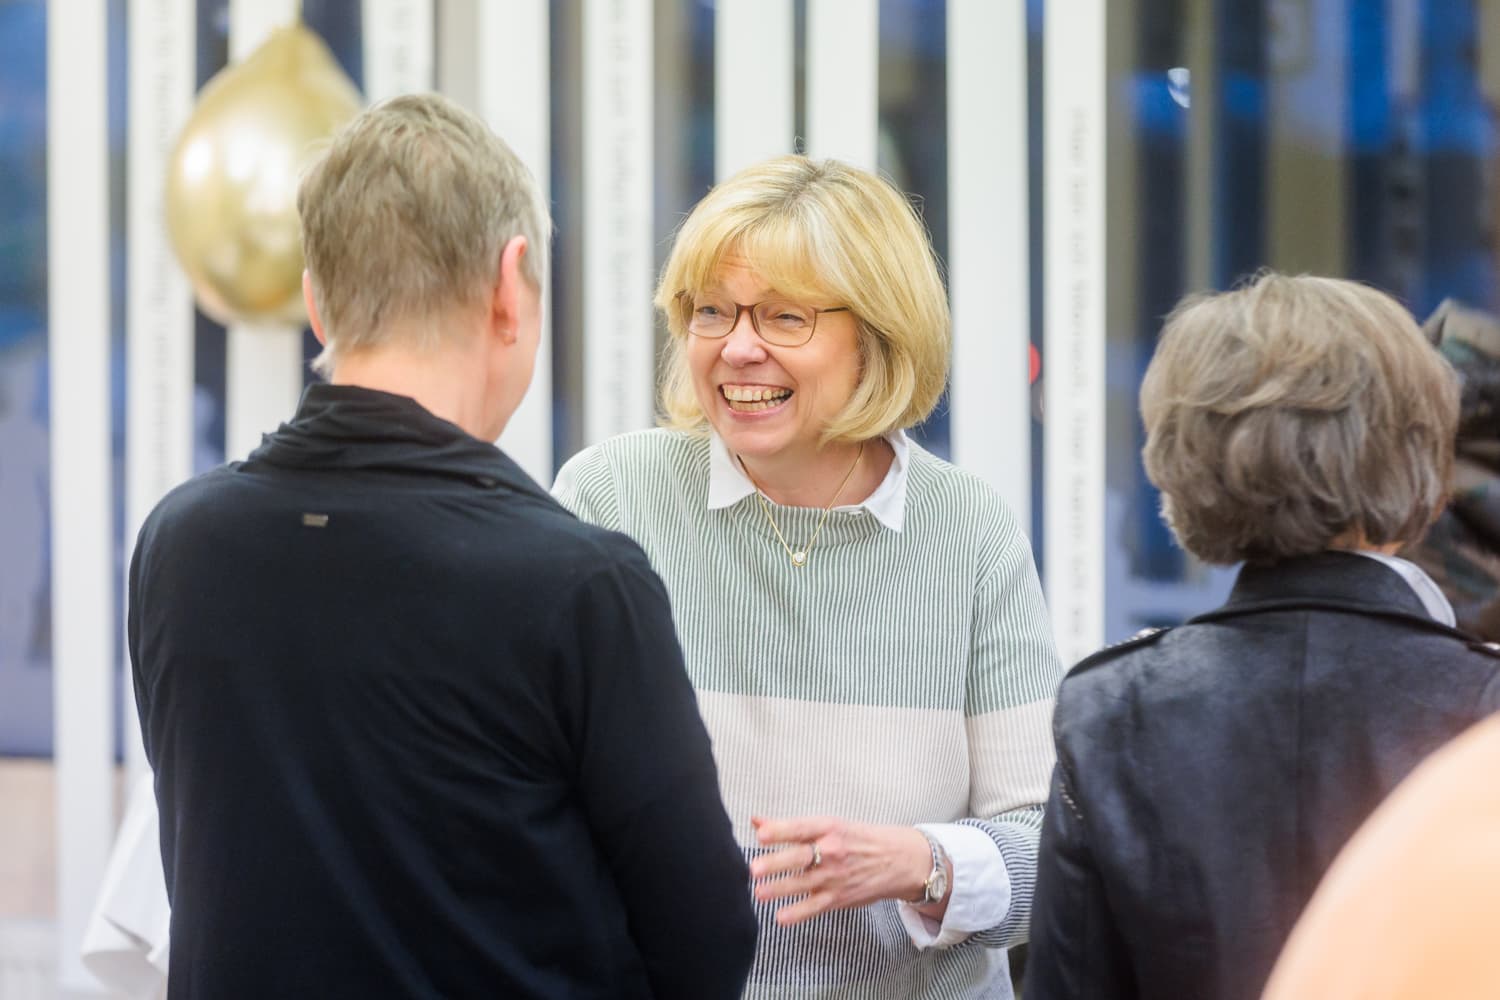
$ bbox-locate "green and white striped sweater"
[553,429,1061,1000]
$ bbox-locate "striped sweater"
[553,429,1062,1000]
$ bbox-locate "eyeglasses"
[675,291,849,348]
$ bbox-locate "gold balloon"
[165,25,363,326]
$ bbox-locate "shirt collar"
[707,429,911,533]
[250,384,543,497]
[1351,550,1458,627]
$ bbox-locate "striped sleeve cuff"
[956,805,1043,949]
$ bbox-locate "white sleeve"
[896,822,1012,950]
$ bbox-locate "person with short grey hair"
[1027,272,1500,1000]
[296,92,551,375]
[130,92,756,1000]
[1141,272,1457,565]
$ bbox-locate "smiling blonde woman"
[553,155,1062,1000]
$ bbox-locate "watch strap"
[910,830,950,905]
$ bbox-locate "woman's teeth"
[723,386,791,412]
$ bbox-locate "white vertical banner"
[125,0,197,791]
[226,0,305,461]
[806,0,878,169]
[362,0,435,101]
[481,0,553,484]
[583,0,654,444]
[47,1,114,990]
[715,0,795,180]
[1044,0,1106,666]
[948,0,1030,529]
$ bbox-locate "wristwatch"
[909,830,950,905]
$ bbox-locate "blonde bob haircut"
[298,93,551,376]
[654,155,950,444]
[1140,272,1458,566]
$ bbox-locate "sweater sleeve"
[556,539,757,999]
[551,445,624,531]
[954,514,1064,949]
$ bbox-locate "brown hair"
[1140,272,1458,565]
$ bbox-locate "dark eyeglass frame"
[674,291,849,348]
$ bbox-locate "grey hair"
[297,92,551,375]
[1140,272,1458,565]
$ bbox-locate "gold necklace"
[746,442,865,568]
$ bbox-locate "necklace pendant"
[791,551,808,567]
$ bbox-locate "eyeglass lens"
[683,297,818,346]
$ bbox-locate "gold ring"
[809,842,822,868]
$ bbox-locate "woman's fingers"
[747,816,930,925]
[749,842,819,881]
[773,889,837,927]
[755,868,819,903]
[751,814,837,846]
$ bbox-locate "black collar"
[1190,551,1473,641]
[245,383,546,497]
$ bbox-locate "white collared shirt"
[1351,550,1457,627]
[707,429,911,532]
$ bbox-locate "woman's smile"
[720,383,793,414]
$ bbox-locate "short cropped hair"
[1140,272,1458,565]
[298,93,550,375]
[654,156,950,443]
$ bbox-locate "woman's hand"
[748,815,948,926]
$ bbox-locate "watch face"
[930,866,948,902]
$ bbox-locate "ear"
[303,270,328,347]
[489,235,531,345]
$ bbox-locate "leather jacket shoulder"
[1028,552,1500,1000]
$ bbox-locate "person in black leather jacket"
[1027,272,1500,1000]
